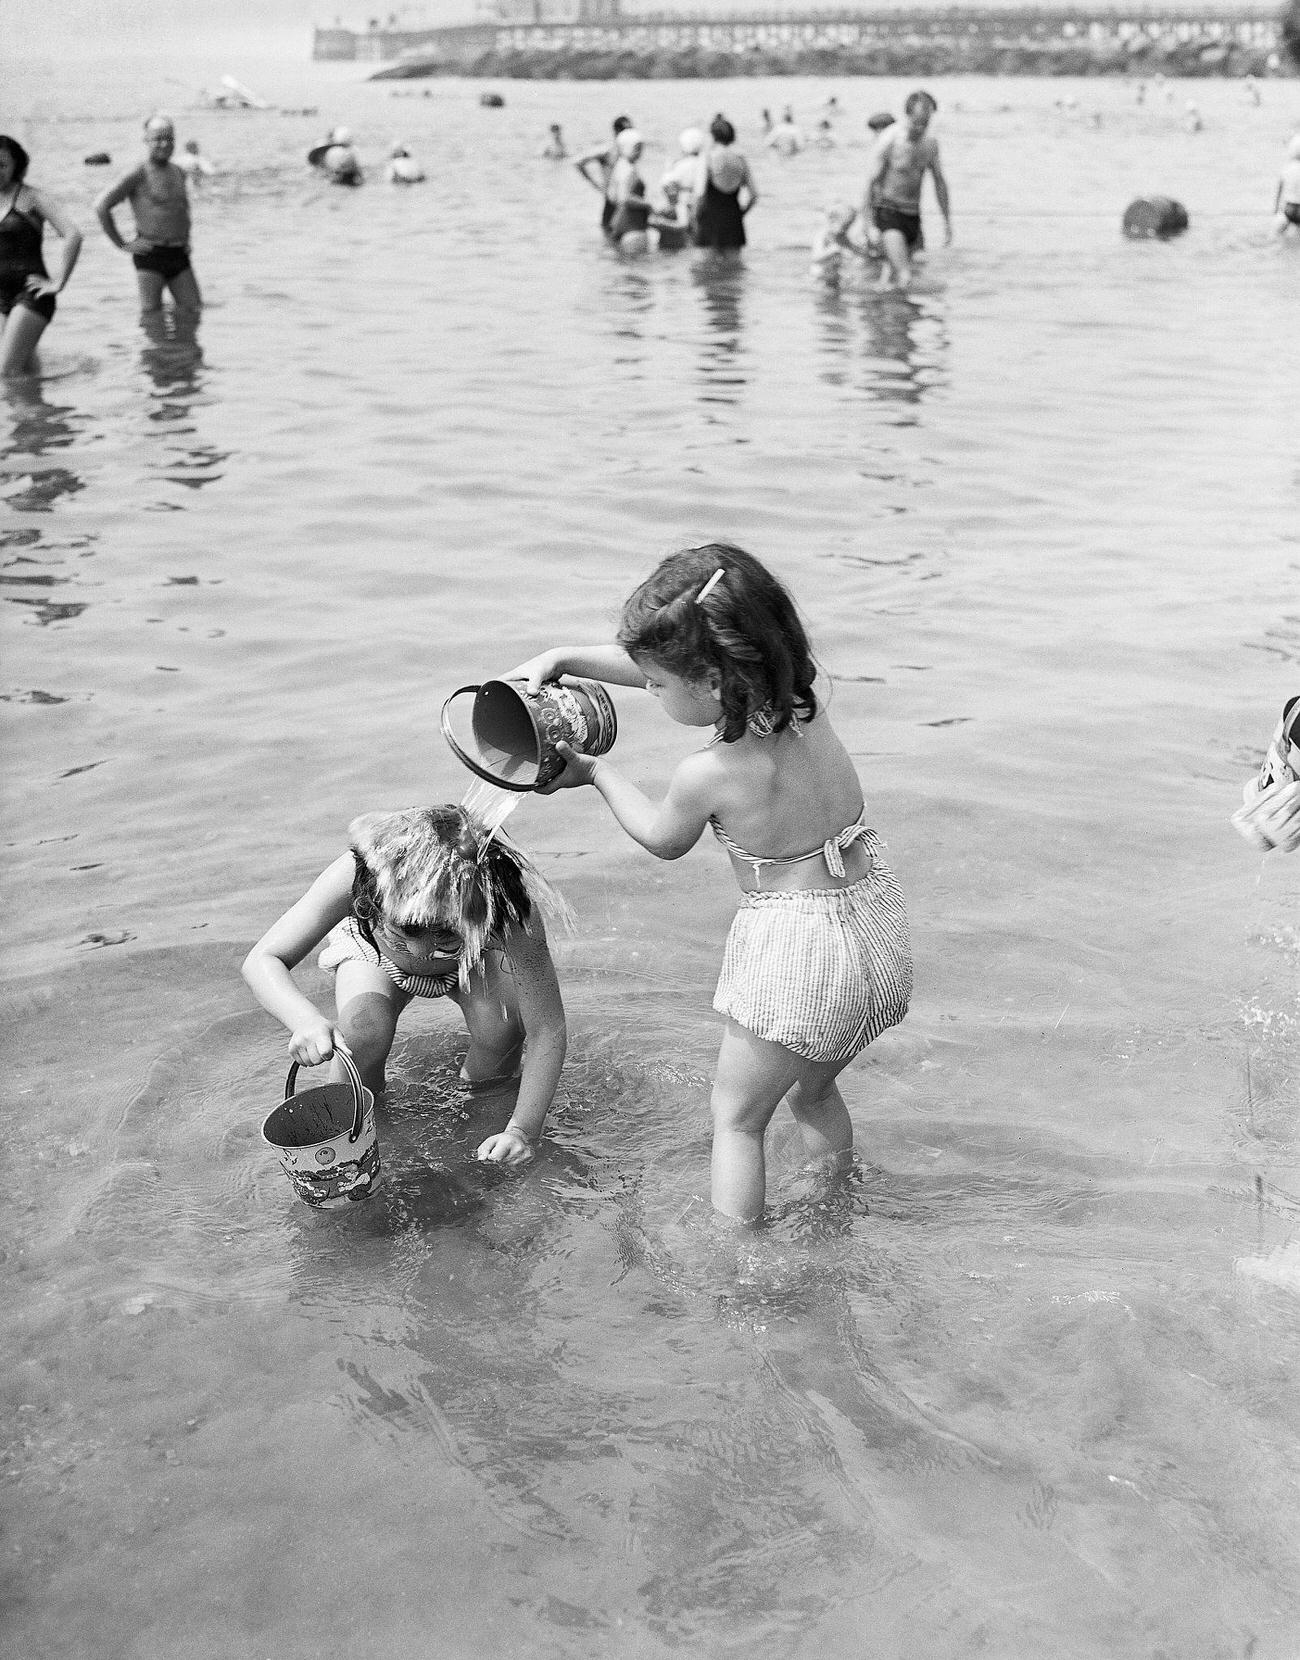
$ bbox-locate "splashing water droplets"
[461,777,525,838]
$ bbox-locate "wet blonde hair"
[347,805,570,984]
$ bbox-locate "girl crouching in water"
[513,544,911,1220]
[242,805,567,1165]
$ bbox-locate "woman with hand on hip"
[0,136,82,377]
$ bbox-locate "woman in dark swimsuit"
[0,136,82,377]
[693,115,758,254]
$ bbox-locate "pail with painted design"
[441,677,617,792]
[262,1049,380,1207]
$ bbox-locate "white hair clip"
[696,568,725,605]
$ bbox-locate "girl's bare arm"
[508,643,646,694]
[241,853,355,1063]
[477,916,567,1163]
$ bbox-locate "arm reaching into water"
[507,643,647,694]
[241,853,355,1066]
[476,915,567,1166]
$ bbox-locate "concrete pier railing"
[316,5,1288,74]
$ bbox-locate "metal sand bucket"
[261,1049,380,1208]
[441,677,617,793]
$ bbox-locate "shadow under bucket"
[441,677,617,792]
[262,1049,380,1207]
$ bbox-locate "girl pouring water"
[510,543,911,1221]
[242,805,568,1166]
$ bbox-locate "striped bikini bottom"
[318,917,458,1000]
[712,836,912,1065]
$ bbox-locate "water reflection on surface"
[692,261,747,410]
[137,314,229,495]
[813,283,950,412]
[0,379,85,512]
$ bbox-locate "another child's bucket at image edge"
[440,677,618,792]
[261,1048,380,1207]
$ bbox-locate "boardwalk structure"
[313,3,1281,62]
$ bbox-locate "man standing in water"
[94,115,201,317]
[574,114,633,235]
[862,90,951,291]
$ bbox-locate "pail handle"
[440,683,536,794]
[283,1047,368,1144]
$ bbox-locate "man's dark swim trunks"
[873,201,923,251]
[132,242,192,280]
[1286,203,1300,226]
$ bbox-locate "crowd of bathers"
[3,86,1299,378]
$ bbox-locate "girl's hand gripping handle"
[536,739,599,793]
[288,1020,352,1069]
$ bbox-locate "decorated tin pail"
[261,1050,380,1208]
[441,677,617,793]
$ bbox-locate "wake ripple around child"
[510,542,912,1222]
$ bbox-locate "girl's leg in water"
[0,305,49,377]
[711,1021,857,1222]
[454,954,525,1084]
[331,959,407,1097]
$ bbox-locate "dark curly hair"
[0,136,31,184]
[616,542,817,744]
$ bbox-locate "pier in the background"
[313,4,1283,65]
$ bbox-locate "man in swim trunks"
[862,90,951,291]
[94,115,201,316]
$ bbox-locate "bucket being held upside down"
[261,1048,380,1207]
[441,677,617,792]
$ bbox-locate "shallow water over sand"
[2,50,1299,1660]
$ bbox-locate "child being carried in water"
[511,543,912,1222]
[242,805,568,1165]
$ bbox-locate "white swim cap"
[330,125,352,145]
[616,128,643,158]
[678,127,704,156]
[390,142,409,157]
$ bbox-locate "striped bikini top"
[708,808,871,885]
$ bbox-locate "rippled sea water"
[3,43,1299,1660]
